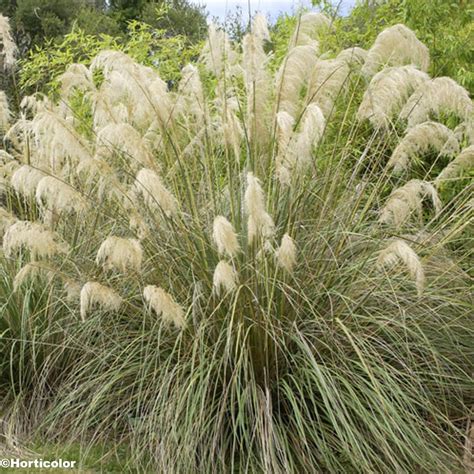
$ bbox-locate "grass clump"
[0,12,473,473]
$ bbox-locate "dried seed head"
[244,173,275,243]
[362,24,429,77]
[377,239,425,296]
[400,77,473,127]
[80,281,123,322]
[435,145,474,185]
[3,220,69,259]
[379,180,442,228]
[357,66,429,129]
[36,176,88,214]
[276,233,297,273]
[212,216,240,258]
[213,260,238,295]
[96,236,143,273]
[143,285,186,329]
[388,121,459,173]
[131,168,178,218]
[11,165,46,198]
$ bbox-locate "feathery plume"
[176,64,206,121]
[242,31,272,144]
[387,121,459,173]
[64,279,81,302]
[143,285,186,329]
[244,173,275,243]
[0,91,11,130]
[213,260,238,294]
[278,104,325,182]
[80,281,122,322]
[0,14,17,68]
[357,65,430,129]
[275,233,297,273]
[291,12,330,47]
[36,176,88,214]
[212,216,240,258]
[379,180,442,227]
[3,220,69,259]
[13,263,55,292]
[306,59,350,118]
[96,123,154,168]
[11,165,47,198]
[400,77,473,127]
[362,24,429,77]
[252,13,271,41]
[377,239,425,296]
[337,47,367,67]
[435,145,474,185]
[131,168,178,218]
[201,23,238,77]
[276,44,319,116]
[96,236,143,273]
[59,63,93,99]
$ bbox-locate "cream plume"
[11,165,47,198]
[96,236,143,273]
[337,47,367,67]
[276,44,319,117]
[3,220,69,259]
[13,263,56,292]
[379,180,442,228]
[244,173,275,243]
[0,91,11,130]
[291,12,330,47]
[377,239,425,296]
[213,260,238,294]
[243,31,272,144]
[387,121,459,173]
[131,168,178,218]
[357,66,430,129]
[96,123,154,168]
[279,104,325,182]
[80,281,122,322]
[275,233,297,273]
[143,285,186,329]
[435,145,474,185]
[212,216,240,258]
[59,63,93,99]
[252,13,271,41]
[36,176,88,214]
[306,59,350,118]
[0,14,17,68]
[400,77,473,127]
[362,24,429,77]
[201,23,238,77]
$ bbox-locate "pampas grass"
[0,15,472,474]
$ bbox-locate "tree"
[141,1,207,43]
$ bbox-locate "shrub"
[0,12,473,473]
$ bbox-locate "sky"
[195,0,356,21]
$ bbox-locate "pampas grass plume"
[80,281,123,321]
[377,239,425,296]
[212,216,240,258]
[96,236,143,273]
[143,285,186,329]
[213,260,238,294]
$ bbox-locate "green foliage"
[19,20,202,95]
[141,0,207,43]
[315,0,474,93]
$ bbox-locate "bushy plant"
[0,12,473,473]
